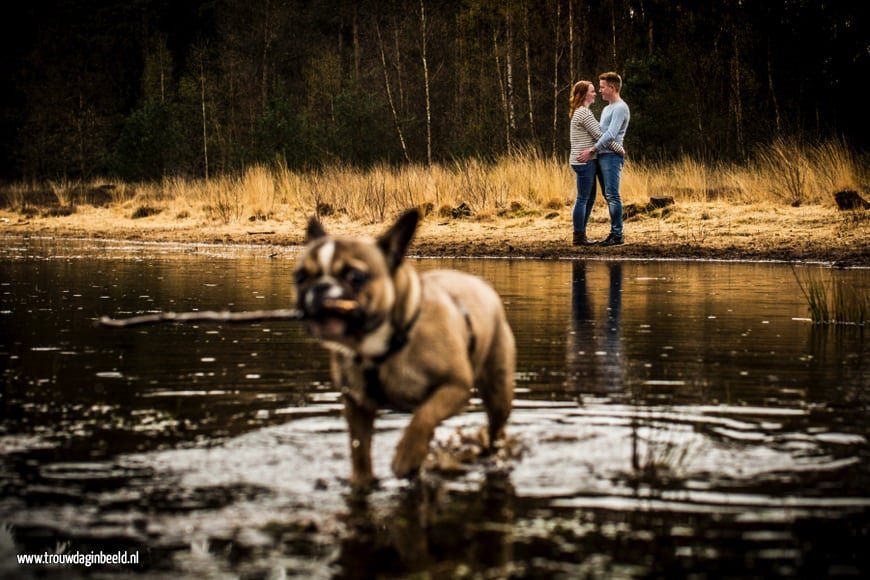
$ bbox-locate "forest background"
[0,0,866,182]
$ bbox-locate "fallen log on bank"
[834,190,870,210]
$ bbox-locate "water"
[1,237,867,578]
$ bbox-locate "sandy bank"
[2,202,867,266]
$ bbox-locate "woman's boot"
[573,231,591,246]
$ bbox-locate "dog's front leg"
[392,385,470,479]
[343,395,377,490]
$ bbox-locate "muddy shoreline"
[2,202,868,266]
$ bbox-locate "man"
[579,72,630,246]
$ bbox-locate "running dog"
[293,209,515,488]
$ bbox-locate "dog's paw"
[348,476,379,495]
[392,435,430,479]
[349,472,379,492]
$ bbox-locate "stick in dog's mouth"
[303,298,363,339]
[320,298,359,313]
[97,299,359,328]
[98,308,304,328]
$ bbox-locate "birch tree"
[551,0,562,156]
[420,0,432,165]
[504,8,517,152]
[376,21,411,162]
[522,0,535,141]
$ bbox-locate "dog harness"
[360,298,476,408]
[369,308,422,366]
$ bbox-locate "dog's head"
[293,209,420,348]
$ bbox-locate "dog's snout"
[304,280,343,311]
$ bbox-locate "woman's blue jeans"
[597,153,624,237]
[571,160,597,233]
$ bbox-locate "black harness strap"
[370,307,422,366]
[359,307,421,407]
[360,297,476,407]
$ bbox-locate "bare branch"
[98,309,304,328]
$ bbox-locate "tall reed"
[792,266,867,326]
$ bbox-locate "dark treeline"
[0,0,866,181]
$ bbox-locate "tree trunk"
[731,42,745,158]
[376,21,411,162]
[419,0,432,165]
[199,56,209,181]
[568,0,574,83]
[767,41,781,132]
[77,88,86,179]
[493,30,510,152]
[352,4,361,82]
[523,3,535,140]
[647,16,654,56]
[393,17,406,114]
[505,11,516,152]
[551,1,562,157]
[609,0,617,64]
[158,41,166,104]
[261,0,274,109]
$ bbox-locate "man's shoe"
[598,233,624,246]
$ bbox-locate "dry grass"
[4,182,30,212]
[47,178,78,208]
[3,132,865,271]
[1,139,866,230]
[752,137,862,206]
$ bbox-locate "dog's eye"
[342,267,370,289]
[293,269,310,285]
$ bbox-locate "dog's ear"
[306,217,327,242]
[377,209,420,272]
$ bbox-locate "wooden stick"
[98,308,304,328]
[321,298,359,313]
[97,298,359,329]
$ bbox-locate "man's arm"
[576,109,624,162]
[594,103,629,153]
[578,111,621,154]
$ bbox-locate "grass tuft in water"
[792,266,867,326]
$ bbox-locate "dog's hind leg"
[479,321,515,448]
[392,384,470,479]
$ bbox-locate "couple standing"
[569,72,630,247]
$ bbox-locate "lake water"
[1,237,868,578]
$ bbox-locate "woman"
[568,80,625,246]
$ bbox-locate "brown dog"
[293,209,515,488]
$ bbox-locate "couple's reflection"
[337,472,515,578]
[568,261,624,393]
